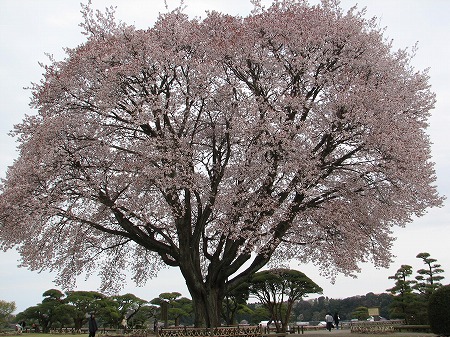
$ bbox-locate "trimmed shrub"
[428,284,450,336]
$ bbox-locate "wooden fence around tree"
[157,326,262,337]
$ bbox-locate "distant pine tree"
[414,252,445,297]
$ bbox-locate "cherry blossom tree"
[0,0,443,327]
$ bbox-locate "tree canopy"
[386,265,418,323]
[0,0,442,327]
[249,269,322,332]
[414,252,445,296]
[386,253,445,324]
[0,300,16,328]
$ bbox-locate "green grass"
[0,331,89,337]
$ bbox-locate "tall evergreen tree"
[411,252,445,324]
[387,265,418,323]
[414,252,445,297]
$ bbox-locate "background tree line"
[2,290,393,331]
[1,252,445,331]
[4,290,192,333]
[1,290,394,331]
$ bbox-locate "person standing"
[334,312,340,330]
[325,313,334,332]
[15,323,23,334]
[121,317,128,334]
[88,314,98,337]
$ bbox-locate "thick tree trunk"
[191,296,205,327]
[204,287,223,328]
[178,259,225,327]
[185,279,224,327]
[281,301,295,333]
[176,244,275,326]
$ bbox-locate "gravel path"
[288,330,436,337]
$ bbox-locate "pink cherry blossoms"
[0,0,443,327]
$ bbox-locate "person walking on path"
[325,313,334,332]
[334,312,340,330]
[88,314,98,337]
[121,317,128,334]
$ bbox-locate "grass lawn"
[0,331,89,337]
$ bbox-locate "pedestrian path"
[288,329,435,337]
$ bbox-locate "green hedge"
[428,284,450,336]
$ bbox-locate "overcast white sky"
[1,0,449,314]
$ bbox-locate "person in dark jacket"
[88,314,98,337]
[334,312,340,330]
